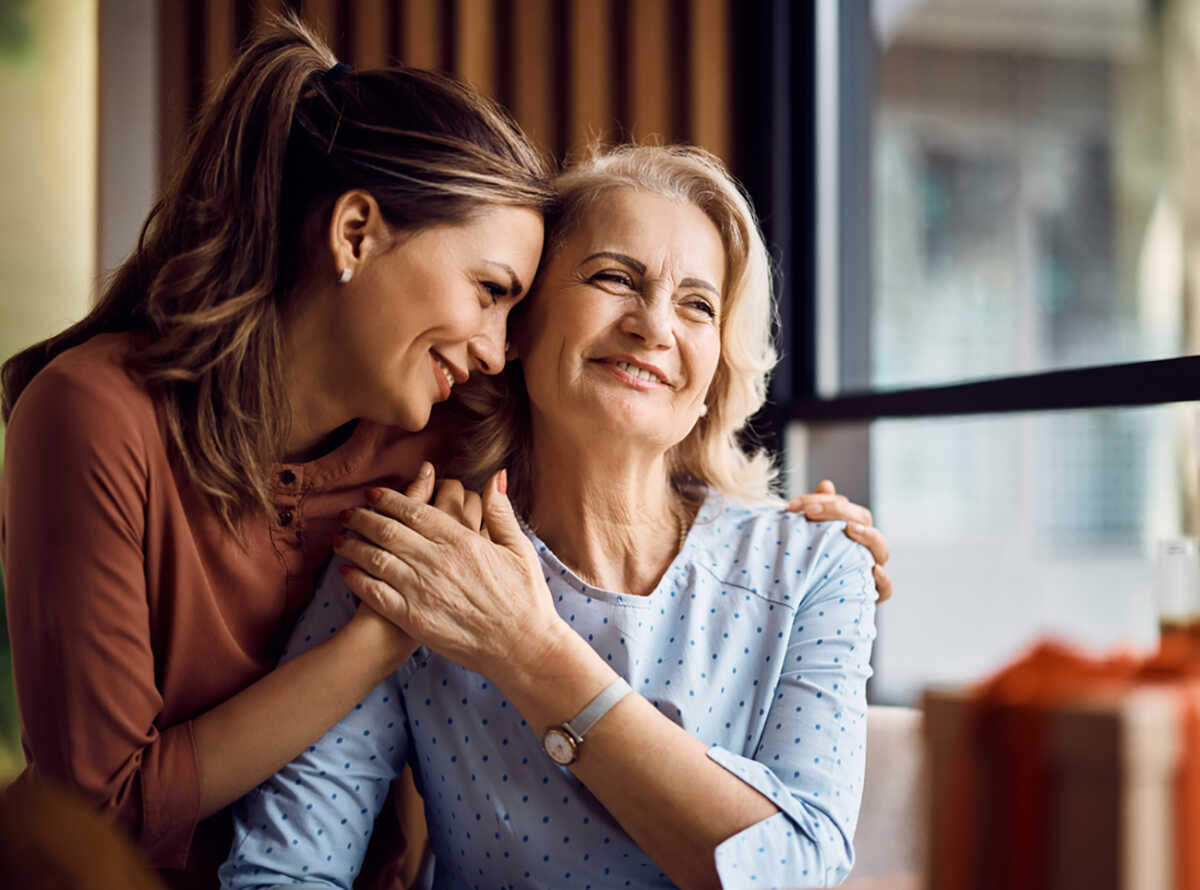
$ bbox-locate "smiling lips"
[594,357,671,389]
[431,352,461,399]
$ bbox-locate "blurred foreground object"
[855,706,925,882]
[924,641,1200,890]
[0,777,165,890]
[1156,539,1200,644]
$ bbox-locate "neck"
[278,285,357,462]
[526,415,688,597]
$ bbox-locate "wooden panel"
[301,0,337,49]
[688,0,730,162]
[567,0,613,155]
[352,0,389,68]
[511,0,555,155]
[455,0,495,94]
[158,0,189,188]
[629,0,671,141]
[203,0,237,96]
[251,0,284,26]
[403,0,442,70]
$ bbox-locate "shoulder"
[4,334,158,486]
[8,333,156,437]
[2,335,157,547]
[693,493,875,608]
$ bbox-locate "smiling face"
[334,204,544,432]
[517,188,725,454]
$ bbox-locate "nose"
[620,286,673,349]
[468,307,508,375]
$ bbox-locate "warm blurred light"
[0,0,97,405]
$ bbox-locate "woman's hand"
[333,468,566,680]
[786,480,893,603]
[340,466,458,659]
[424,469,485,533]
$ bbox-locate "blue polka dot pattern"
[220,492,877,889]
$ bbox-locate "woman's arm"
[787,479,893,602]
[1,366,418,865]
[337,477,876,889]
[190,607,413,818]
[220,567,411,890]
[193,471,457,814]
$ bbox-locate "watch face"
[542,728,576,765]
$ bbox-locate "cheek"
[432,290,484,337]
[690,332,723,391]
[523,302,580,366]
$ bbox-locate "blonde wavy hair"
[448,144,780,513]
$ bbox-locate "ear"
[327,190,388,281]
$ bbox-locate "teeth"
[614,361,665,384]
[435,357,454,389]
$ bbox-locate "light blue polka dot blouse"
[220,491,877,889]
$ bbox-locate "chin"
[590,403,669,441]
[376,398,432,433]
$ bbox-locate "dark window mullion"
[782,355,1200,423]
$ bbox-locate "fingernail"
[418,462,432,478]
[332,534,346,549]
[365,488,382,503]
[848,521,862,533]
[340,509,353,523]
[808,503,823,514]
[498,468,508,496]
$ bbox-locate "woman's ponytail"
[2,13,552,535]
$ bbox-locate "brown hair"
[1,14,553,533]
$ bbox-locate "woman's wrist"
[341,606,419,676]
[487,617,617,728]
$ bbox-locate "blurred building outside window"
[861,0,1200,702]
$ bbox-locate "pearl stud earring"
[338,268,352,284]
[699,403,708,416]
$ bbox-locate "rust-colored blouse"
[0,333,433,888]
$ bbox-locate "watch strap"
[565,677,632,740]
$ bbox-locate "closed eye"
[481,280,508,303]
[590,270,636,289]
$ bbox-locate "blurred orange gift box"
[923,637,1200,890]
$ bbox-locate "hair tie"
[327,61,352,79]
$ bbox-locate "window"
[873,2,1187,390]
[733,0,1200,704]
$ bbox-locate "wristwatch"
[541,677,633,766]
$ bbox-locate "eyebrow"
[483,260,524,298]
[582,251,720,299]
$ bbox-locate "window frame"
[732,0,1199,464]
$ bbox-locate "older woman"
[221,146,876,889]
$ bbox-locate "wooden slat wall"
[689,0,730,164]
[510,0,556,155]
[454,0,495,95]
[566,0,613,155]
[401,0,443,70]
[629,0,674,142]
[157,0,733,177]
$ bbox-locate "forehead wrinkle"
[574,195,725,292]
